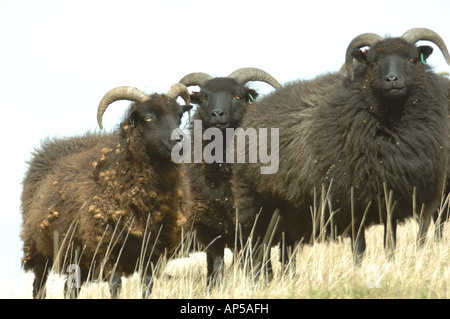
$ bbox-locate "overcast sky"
[1,0,449,293]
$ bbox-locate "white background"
[0,0,449,296]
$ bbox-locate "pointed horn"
[179,72,213,87]
[345,33,383,81]
[401,28,450,65]
[166,83,191,105]
[97,86,149,129]
[228,67,281,89]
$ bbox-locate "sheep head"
[97,84,192,159]
[179,67,281,130]
[345,28,450,97]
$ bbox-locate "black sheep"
[233,28,450,266]
[179,67,280,284]
[21,84,192,298]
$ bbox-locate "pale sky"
[1,0,449,291]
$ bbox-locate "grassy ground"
[6,218,449,299]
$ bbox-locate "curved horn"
[345,33,383,81]
[97,86,149,129]
[228,67,282,89]
[166,83,191,105]
[179,72,213,87]
[401,28,450,65]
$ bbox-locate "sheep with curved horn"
[178,67,281,285]
[234,28,449,270]
[21,84,192,298]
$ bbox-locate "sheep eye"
[235,95,243,100]
[409,57,417,63]
[200,97,207,104]
[144,116,153,122]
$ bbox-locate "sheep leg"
[141,273,153,299]
[64,245,83,299]
[351,226,366,266]
[109,271,122,299]
[64,278,80,299]
[206,237,225,286]
[233,179,274,278]
[433,208,447,241]
[434,219,444,241]
[32,255,50,299]
[417,214,432,247]
[250,206,275,280]
[383,217,397,260]
[417,197,442,246]
[280,235,298,273]
[254,208,280,280]
[140,260,155,299]
[101,259,122,298]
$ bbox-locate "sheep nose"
[211,110,227,118]
[385,74,399,82]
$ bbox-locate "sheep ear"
[182,104,193,113]
[352,49,369,64]
[418,45,433,63]
[245,89,258,102]
[189,92,201,104]
[129,110,139,127]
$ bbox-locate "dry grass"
[9,217,449,299]
[6,188,450,299]
[156,220,449,299]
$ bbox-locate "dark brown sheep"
[20,84,192,298]
[233,28,450,268]
[178,68,280,284]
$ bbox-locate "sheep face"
[128,94,192,159]
[191,78,258,130]
[352,38,433,101]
